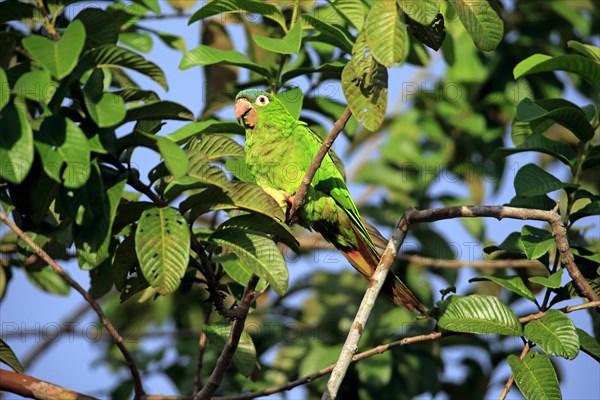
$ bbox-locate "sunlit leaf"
[528,269,563,289]
[135,207,190,295]
[204,323,257,377]
[508,351,561,400]
[470,274,536,303]
[524,309,579,359]
[365,0,407,67]
[0,102,33,184]
[447,0,503,51]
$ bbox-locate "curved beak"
[235,98,252,120]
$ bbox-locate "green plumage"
[235,89,426,315]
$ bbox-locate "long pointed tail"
[341,247,428,316]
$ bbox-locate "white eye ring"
[256,95,269,106]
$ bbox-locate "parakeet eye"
[256,95,269,106]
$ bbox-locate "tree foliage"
[0,1,598,399]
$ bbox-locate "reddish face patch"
[235,98,257,127]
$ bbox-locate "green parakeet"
[235,89,427,315]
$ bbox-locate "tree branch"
[403,206,598,303]
[0,212,146,399]
[35,0,58,42]
[0,369,98,400]
[322,213,413,399]
[214,300,600,400]
[195,274,261,400]
[287,107,352,223]
[499,341,530,400]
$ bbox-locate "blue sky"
[1,2,599,399]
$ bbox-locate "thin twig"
[499,342,531,400]
[35,0,58,42]
[403,206,598,303]
[322,214,413,399]
[195,275,261,400]
[287,107,352,223]
[0,212,146,399]
[0,369,98,400]
[214,301,600,400]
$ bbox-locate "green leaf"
[568,41,600,64]
[577,328,600,362]
[253,20,302,55]
[570,200,600,224]
[181,182,286,222]
[135,207,190,295]
[83,68,126,128]
[13,69,55,104]
[437,294,522,336]
[528,269,564,289]
[153,30,186,53]
[494,134,577,170]
[514,163,577,196]
[365,0,407,67]
[469,274,536,303]
[119,31,153,53]
[22,20,86,79]
[406,11,446,51]
[167,120,245,144]
[0,338,23,374]
[209,228,288,295]
[218,214,299,252]
[0,102,33,184]
[188,134,245,161]
[180,45,270,77]
[0,67,8,111]
[189,0,287,31]
[154,135,189,179]
[508,351,561,400]
[301,14,353,53]
[78,44,168,90]
[26,267,70,295]
[204,323,257,377]
[447,0,503,51]
[514,54,600,93]
[276,87,304,120]
[218,253,268,292]
[525,309,579,359]
[75,8,118,49]
[398,0,440,25]
[521,225,554,260]
[35,116,91,188]
[342,32,388,131]
[516,98,596,143]
[331,0,365,30]
[124,101,194,123]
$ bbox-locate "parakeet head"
[235,89,289,129]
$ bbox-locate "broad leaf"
[0,67,8,111]
[398,0,440,25]
[577,328,600,362]
[83,69,126,128]
[447,0,503,51]
[188,134,245,161]
[26,267,70,295]
[437,294,522,336]
[135,207,190,295]
[0,102,33,184]
[209,228,288,295]
[180,45,270,77]
[331,0,365,30]
[189,0,287,31]
[13,70,55,104]
[22,20,86,79]
[508,351,561,400]
[167,120,245,144]
[124,101,194,123]
[568,40,600,64]
[35,116,91,188]
[469,274,536,303]
[342,32,388,131]
[204,323,257,377]
[524,309,579,359]
[75,8,118,48]
[570,200,600,224]
[365,0,407,67]
[301,14,353,53]
[181,183,286,222]
[528,269,564,289]
[516,98,595,143]
[514,54,600,93]
[0,338,23,374]
[253,20,302,54]
[521,225,554,260]
[218,253,268,292]
[494,134,577,170]
[514,163,577,196]
[218,214,299,252]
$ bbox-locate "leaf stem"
[35,0,58,42]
